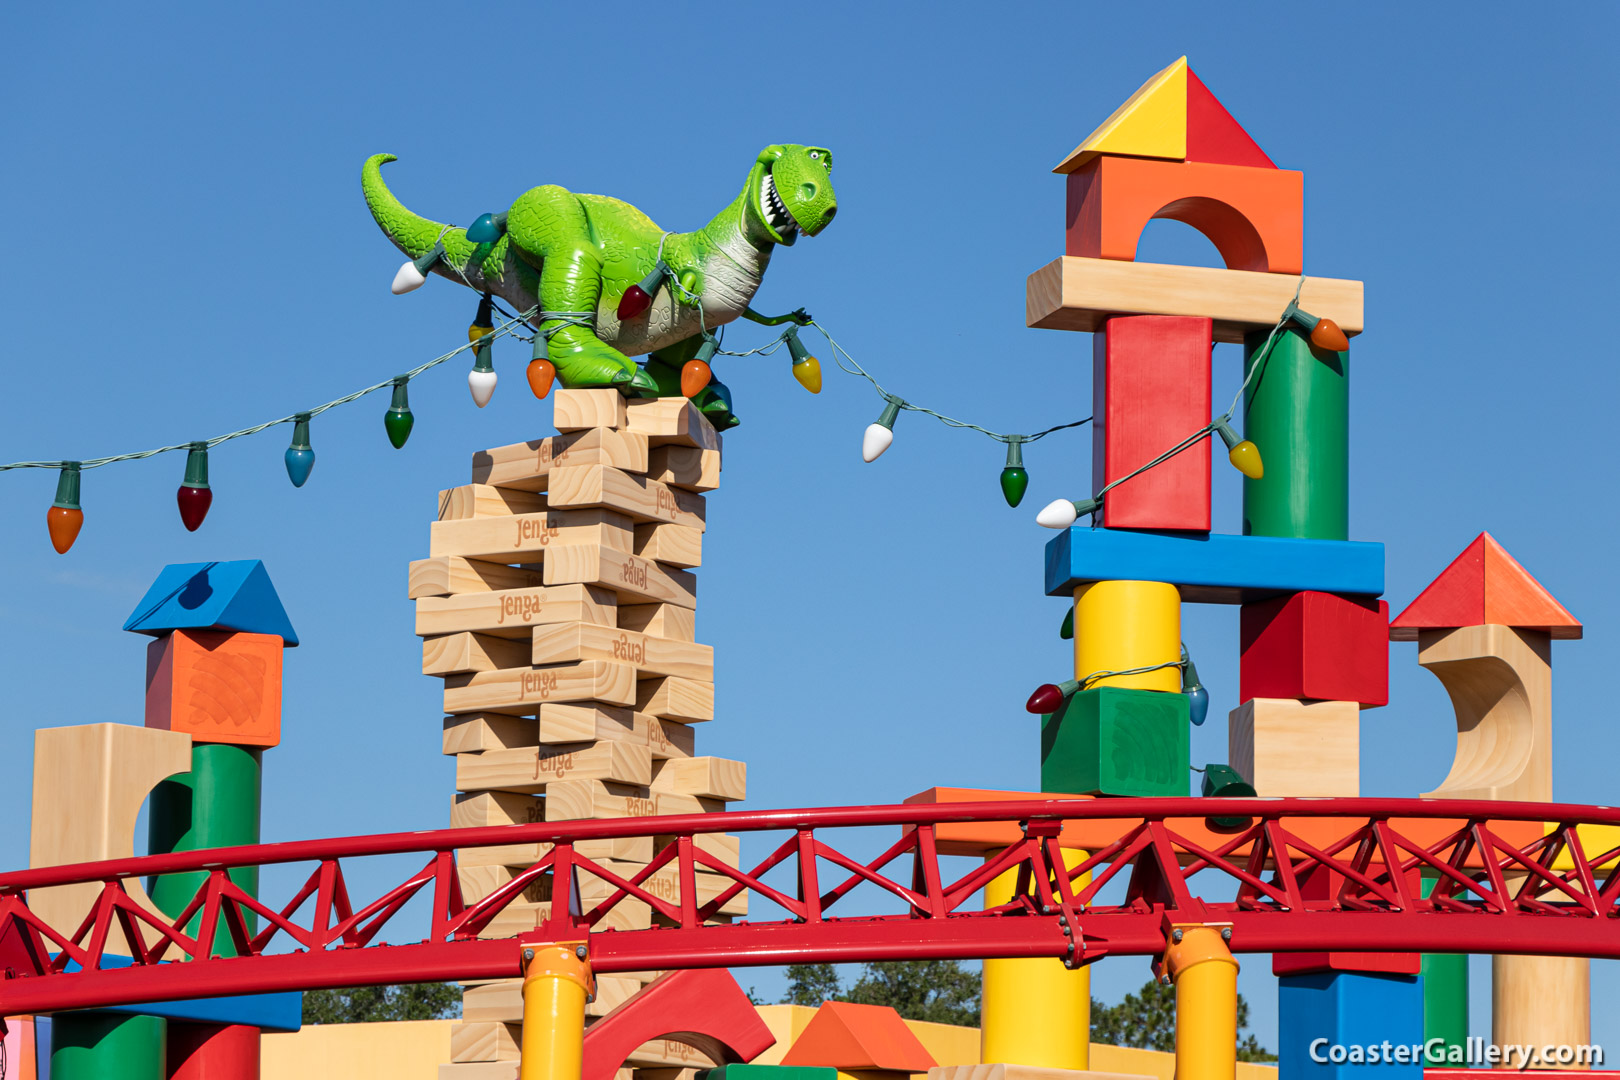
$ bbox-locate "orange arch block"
[1065,156,1303,274]
[145,629,284,748]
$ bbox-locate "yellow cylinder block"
[520,944,593,1080]
[1166,927,1239,1080]
[1073,581,1181,692]
[981,856,1090,1068]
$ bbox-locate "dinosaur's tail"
[362,153,457,259]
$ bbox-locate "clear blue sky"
[3,0,1617,1055]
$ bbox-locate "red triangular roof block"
[779,1001,938,1072]
[1390,533,1582,641]
[1186,69,1276,168]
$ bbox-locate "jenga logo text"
[520,670,560,700]
[620,559,648,590]
[497,592,546,625]
[535,750,577,777]
[611,633,646,665]
[626,797,658,817]
[514,516,560,548]
[655,488,679,515]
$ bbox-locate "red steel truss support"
[3,798,1620,1015]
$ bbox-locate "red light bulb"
[616,285,652,321]
[1026,684,1064,714]
[176,443,212,532]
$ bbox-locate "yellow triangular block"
[1054,57,1188,174]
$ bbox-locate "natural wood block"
[646,446,721,492]
[1492,954,1590,1053]
[453,790,544,829]
[617,604,696,642]
[438,485,549,521]
[1228,697,1359,797]
[409,557,545,599]
[532,623,714,681]
[624,397,722,450]
[633,523,702,568]
[455,740,654,793]
[442,713,537,754]
[451,1021,521,1063]
[624,1041,719,1070]
[636,677,714,722]
[476,896,651,939]
[543,780,659,821]
[443,659,638,715]
[455,974,638,1022]
[543,544,698,609]
[650,791,724,815]
[554,388,628,431]
[144,629,284,749]
[473,428,650,491]
[537,703,695,759]
[655,832,740,866]
[1418,625,1552,802]
[417,584,617,640]
[574,860,747,916]
[439,1063,518,1080]
[457,864,523,906]
[1026,256,1364,344]
[459,834,654,866]
[652,757,745,802]
[546,465,706,532]
[430,508,634,562]
[930,1067,1156,1080]
[424,633,532,675]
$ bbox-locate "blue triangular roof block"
[123,560,299,645]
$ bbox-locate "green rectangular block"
[1040,687,1190,797]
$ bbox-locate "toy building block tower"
[410,389,748,1076]
[1391,533,1585,1064]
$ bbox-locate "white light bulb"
[862,424,894,462]
[468,369,498,408]
[1036,498,1079,529]
[391,260,427,294]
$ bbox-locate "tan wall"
[262,1019,454,1080]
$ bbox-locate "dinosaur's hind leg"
[647,336,740,430]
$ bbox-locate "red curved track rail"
[2,797,1618,1015]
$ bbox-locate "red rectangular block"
[1240,591,1389,707]
[1092,315,1212,531]
[1273,951,1421,977]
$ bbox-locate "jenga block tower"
[419,390,745,1077]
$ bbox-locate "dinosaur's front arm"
[742,306,813,327]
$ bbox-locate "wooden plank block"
[532,623,714,681]
[439,1063,519,1080]
[546,465,706,532]
[651,757,746,802]
[633,523,702,569]
[1025,256,1364,344]
[646,446,721,492]
[451,1021,521,1063]
[455,741,653,793]
[543,544,697,608]
[437,485,548,521]
[417,584,617,640]
[577,860,747,916]
[617,604,696,642]
[541,780,720,820]
[409,557,545,599]
[624,1041,720,1070]
[453,790,543,829]
[636,677,714,722]
[451,792,651,862]
[472,428,650,492]
[424,633,532,675]
[1228,697,1359,797]
[430,509,634,561]
[444,660,637,715]
[655,832,740,866]
[624,397,722,450]
[537,703,695,759]
[553,388,627,431]
[443,714,537,755]
[457,975,638,1024]
[476,897,650,939]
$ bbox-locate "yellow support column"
[981,856,1090,1068]
[520,942,593,1080]
[1165,926,1239,1080]
[1073,581,1181,690]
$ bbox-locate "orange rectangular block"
[144,630,284,748]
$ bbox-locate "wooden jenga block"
[417,585,617,639]
[443,713,537,754]
[453,790,543,828]
[617,604,696,642]
[438,1063,518,1080]
[462,976,640,1023]
[144,629,285,749]
[543,544,697,608]
[430,509,634,562]
[457,863,518,905]
[536,704,695,759]
[646,446,721,492]
[438,485,549,521]
[451,790,650,859]
[1228,697,1359,796]
[652,757,746,802]
[444,659,638,715]
[554,388,628,431]
[472,428,650,491]
[651,791,725,815]
[531,623,715,681]
[543,780,661,820]
[546,465,706,531]
[575,861,747,915]
[654,832,741,866]
[455,740,654,792]
[623,1040,720,1070]
[624,397,722,449]
[477,899,652,940]
[633,523,702,568]
[424,633,532,675]
[636,677,714,722]
[409,557,545,599]
[452,1021,522,1063]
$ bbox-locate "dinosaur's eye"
[809,151,819,160]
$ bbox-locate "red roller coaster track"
[2,797,1618,1015]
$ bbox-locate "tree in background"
[1090,978,1275,1062]
[783,960,980,1026]
[782,963,845,1007]
[302,983,462,1024]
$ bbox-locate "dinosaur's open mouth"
[759,171,799,237]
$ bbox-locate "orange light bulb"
[47,506,84,554]
[1309,318,1349,353]
[681,359,713,398]
[526,359,557,400]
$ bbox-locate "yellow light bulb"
[792,354,822,394]
[1228,440,1264,479]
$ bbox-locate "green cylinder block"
[1241,326,1349,540]
[148,743,263,954]
[1420,873,1468,1055]
[51,1013,166,1080]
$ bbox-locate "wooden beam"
[543,543,698,608]
[647,446,722,492]
[437,485,548,521]
[651,757,746,802]
[636,676,714,722]
[442,713,537,754]
[553,389,627,431]
[408,557,545,599]
[443,659,638,714]
[546,465,707,531]
[634,523,702,568]
[624,397,722,450]
[416,584,617,639]
[430,508,634,561]
[454,740,653,792]
[617,603,696,642]
[535,703,695,760]
[531,622,714,681]
[423,632,533,675]
[472,428,649,492]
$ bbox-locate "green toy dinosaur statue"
[362,145,838,429]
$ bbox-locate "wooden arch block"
[1418,624,1551,802]
[1065,156,1303,274]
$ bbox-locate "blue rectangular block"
[59,955,301,1031]
[1044,528,1384,604]
[1280,972,1423,1080]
